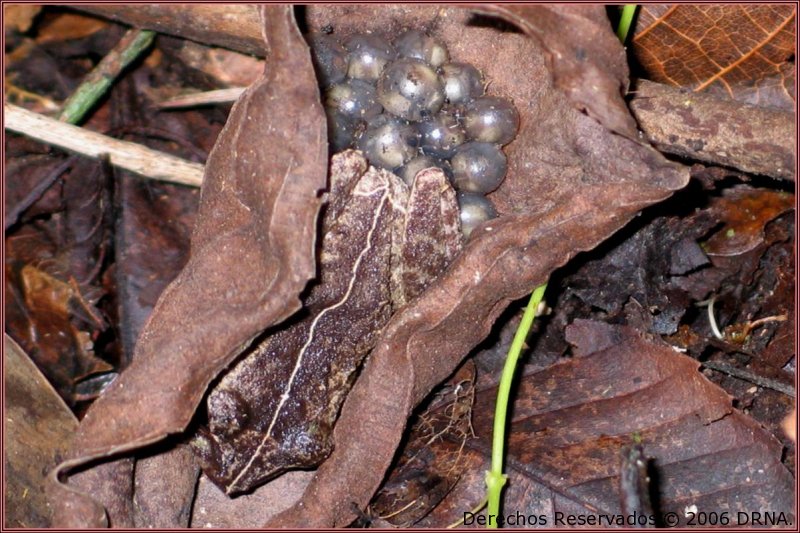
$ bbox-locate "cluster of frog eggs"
[307,29,520,237]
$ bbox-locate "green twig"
[485,283,547,528]
[616,5,638,44]
[59,28,155,125]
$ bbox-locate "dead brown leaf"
[632,5,796,110]
[113,175,198,365]
[629,79,795,181]
[3,5,41,33]
[36,12,109,43]
[189,471,313,528]
[47,6,327,527]
[473,4,638,139]
[4,335,78,528]
[703,186,795,257]
[400,321,794,527]
[132,443,199,528]
[80,5,264,56]
[5,262,112,404]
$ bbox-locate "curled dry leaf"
[5,263,113,404]
[268,5,688,527]
[47,6,327,527]
[80,4,264,56]
[472,4,638,139]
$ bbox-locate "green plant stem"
[485,283,547,528]
[59,29,155,125]
[616,5,638,44]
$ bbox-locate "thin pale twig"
[5,103,204,187]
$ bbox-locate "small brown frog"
[193,150,462,494]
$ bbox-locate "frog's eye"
[417,107,466,158]
[463,96,520,146]
[306,33,349,87]
[356,116,418,170]
[207,389,251,437]
[377,58,445,121]
[457,191,497,238]
[394,29,449,68]
[344,34,397,81]
[325,79,383,121]
[397,154,452,187]
[439,62,484,105]
[450,141,507,194]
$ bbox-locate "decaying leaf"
[369,362,477,526]
[5,262,112,404]
[629,79,795,181]
[566,211,718,337]
[703,186,795,257]
[189,471,313,528]
[632,5,796,110]
[394,321,794,527]
[4,335,78,528]
[47,6,327,526]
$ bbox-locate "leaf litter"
[3,4,792,529]
[372,321,793,528]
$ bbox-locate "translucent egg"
[463,97,520,145]
[377,58,445,121]
[457,191,497,238]
[325,79,383,121]
[397,155,452,187]
[439,62,484,104]
[325,108,359,152]
[394,29,449,68]
[344,34,397,81]
[306,33,349,87]
[417,108,466,158]
[450,141,507,193]
[356,116,418,170]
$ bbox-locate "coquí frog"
[193,150,462,494]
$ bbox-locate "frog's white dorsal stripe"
[229,177,392,491]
